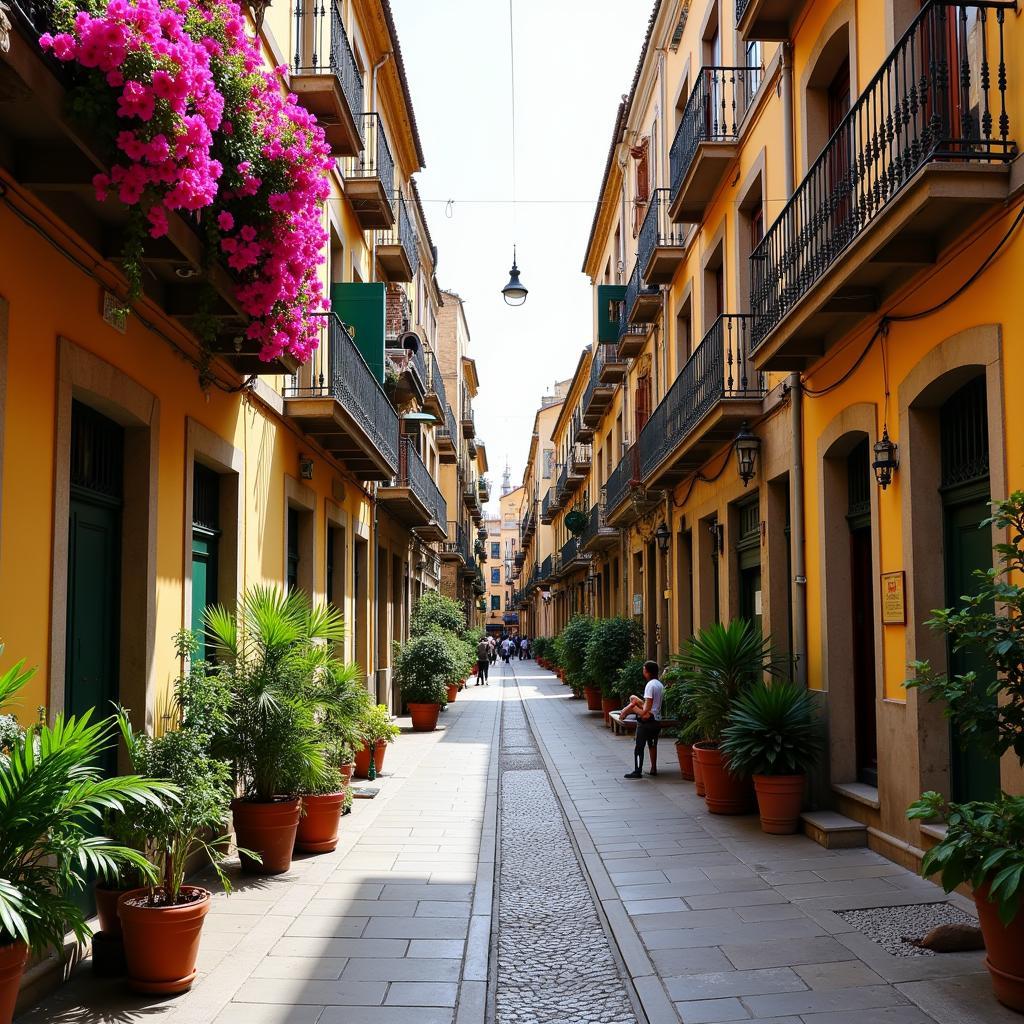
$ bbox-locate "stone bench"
[608,711,681,736]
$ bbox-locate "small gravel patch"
[837,902,976,957]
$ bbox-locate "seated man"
[623,660,664,779]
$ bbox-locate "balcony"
[385,334,426,405]
[423,352,447,422]
[460,387,476,439]
[478,477,491,503]
[556,536,589,577]
[377,437,447,539]
[291,2,363,157]
[599,344,628,383]
[581,501,618,553]
[540,489,556,524]
[283,314,398,481]
[376,193,420,282]
[582,345,619,426]
[537,554,555,585]
[437,403,458,463]
[555,462,572,503]
[638,315,766,488]
[625,261,661,324]
[750,0,1014,370]
[669,66,761,223]
[342,113,395,230]
[639,189,688,284]
[736,0,806,41]
[605,448,662,527]
[441,521,469,563]
[569,442,592,481]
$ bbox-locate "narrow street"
[19,661,1013,1024]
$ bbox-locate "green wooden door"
[945,497,1000,802]
[191,464,221,659]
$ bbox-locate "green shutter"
[596,284,627,343]
[331,282,386,383]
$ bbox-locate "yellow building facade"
[0,0,482,728]
[531,0,1024,868]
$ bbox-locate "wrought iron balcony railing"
[752,0,1014,350]
[556,461,570,500]
[377,192,420,277]
[425,352,448,408]
[605,454,633,517]
[638,188,687,278]
[582,342,619,415]
[398,437,447,534]
[343,112,394,196]
[559,536,579,572]
[636,315,764,481]
[283,313,398,472]
[437,402,459,446]
[539,554,553,581]
[293,2,364,129]
[580,501,617,549]
[669,66,761,203]
[442,520,469,561]
[624,259,659,323]
[570,442,593,477]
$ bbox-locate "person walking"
[501,636,512,663]
[622,661,664,779]
[489,635,497,664]
[475,636,490,686]
[518,635,529,660]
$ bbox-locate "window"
[491,567,500,584]
[491,595,501,611]
[491,541,500,559]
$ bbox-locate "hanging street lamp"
[734,422,761,487]
[654,521,671,555]
[501,248,528,306]
[872,426,899,489]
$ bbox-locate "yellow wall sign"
[881,571,906,625]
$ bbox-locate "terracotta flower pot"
[600,696,618,726]
[408,702,440,732]
[446,683,459,703]
[118,886,210,994]
[339,762,354,784]
[693,743,751,815]
[0,941,28,1024]
[231,797,301,874]
[675,742,695,781]
[693,749,706,797]
[353,742,386,779]
[752,774,805,834]
[296,792,345,853]
[583,687,603,712]
[975,882,1024,1012]
[95,883,128,936]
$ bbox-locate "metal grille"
[70,401,123,501]
[739,498,760,542]
[941,375,989,489]
[847,439,871,520]
[193,464,221,531]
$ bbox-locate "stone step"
[801,809,868,849]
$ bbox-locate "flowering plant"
[41,0,332,364]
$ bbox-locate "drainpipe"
[781,44,794,198]
[790,375,807,688]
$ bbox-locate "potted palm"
[905,493,1024,1012]
[394,630,455,732]
[676,620,784,814]
[721,681,821,833]
[206,585,345,874]
[353,704,400,778]
[296,753,347,854]
[555,615,594,698]
[114,708,238,994]
[587,618,644,723]
[0,651,171,1023]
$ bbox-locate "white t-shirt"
[644,678,665,720]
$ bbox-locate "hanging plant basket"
[565,509,587,536]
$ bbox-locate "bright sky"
[389,0,653,509]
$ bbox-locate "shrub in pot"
[394,630,455,732]
[905,493,1024,1012]
[676,620,785,814]
[0,651,171,1023]
[721,681,821,833]
[411,591,466,636]
[297,755,347,854]
[354,704,400,778]
[206,586,348,874]
[662,679,694,781]
[585,617,643,719]
[555,616,595,699]
[114,709,238,994]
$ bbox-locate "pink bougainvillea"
[40,0,332,364]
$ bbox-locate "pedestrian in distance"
[622,660,664,779]
[501,637,512,663]
[518,635,529,660]
[475,636,490,686]
[488,635,497,664]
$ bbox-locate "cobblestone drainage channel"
[495,668,640,1024]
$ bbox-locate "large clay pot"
[753,774,805,834]
[693,749,706,797]
[339,762,354,784]
[975,882,1024,1012]
[95,882,127,936]
[693,743,751,815]
[675,742,695,781]
[409,702,440,732]
[353,742,386,779]
[0,941,28,1024]
[118,886,210,994]
[600,696,618,726]
[446,683,459,703]
[296,792,345,853]
[583,687,603,712]
[231,797,301,874]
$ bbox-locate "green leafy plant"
[720,681,822,777]
[0,651,173,952]
[673,620,784,745]
[410,592,465,637]
[359,704,400,747]
[393,632,456,705]
[905,493,1024,923]
[585,617,644,697]
[531,636,551,662]
[205,585,348,801]
[554,616,595,697]
[613,655,647,703]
